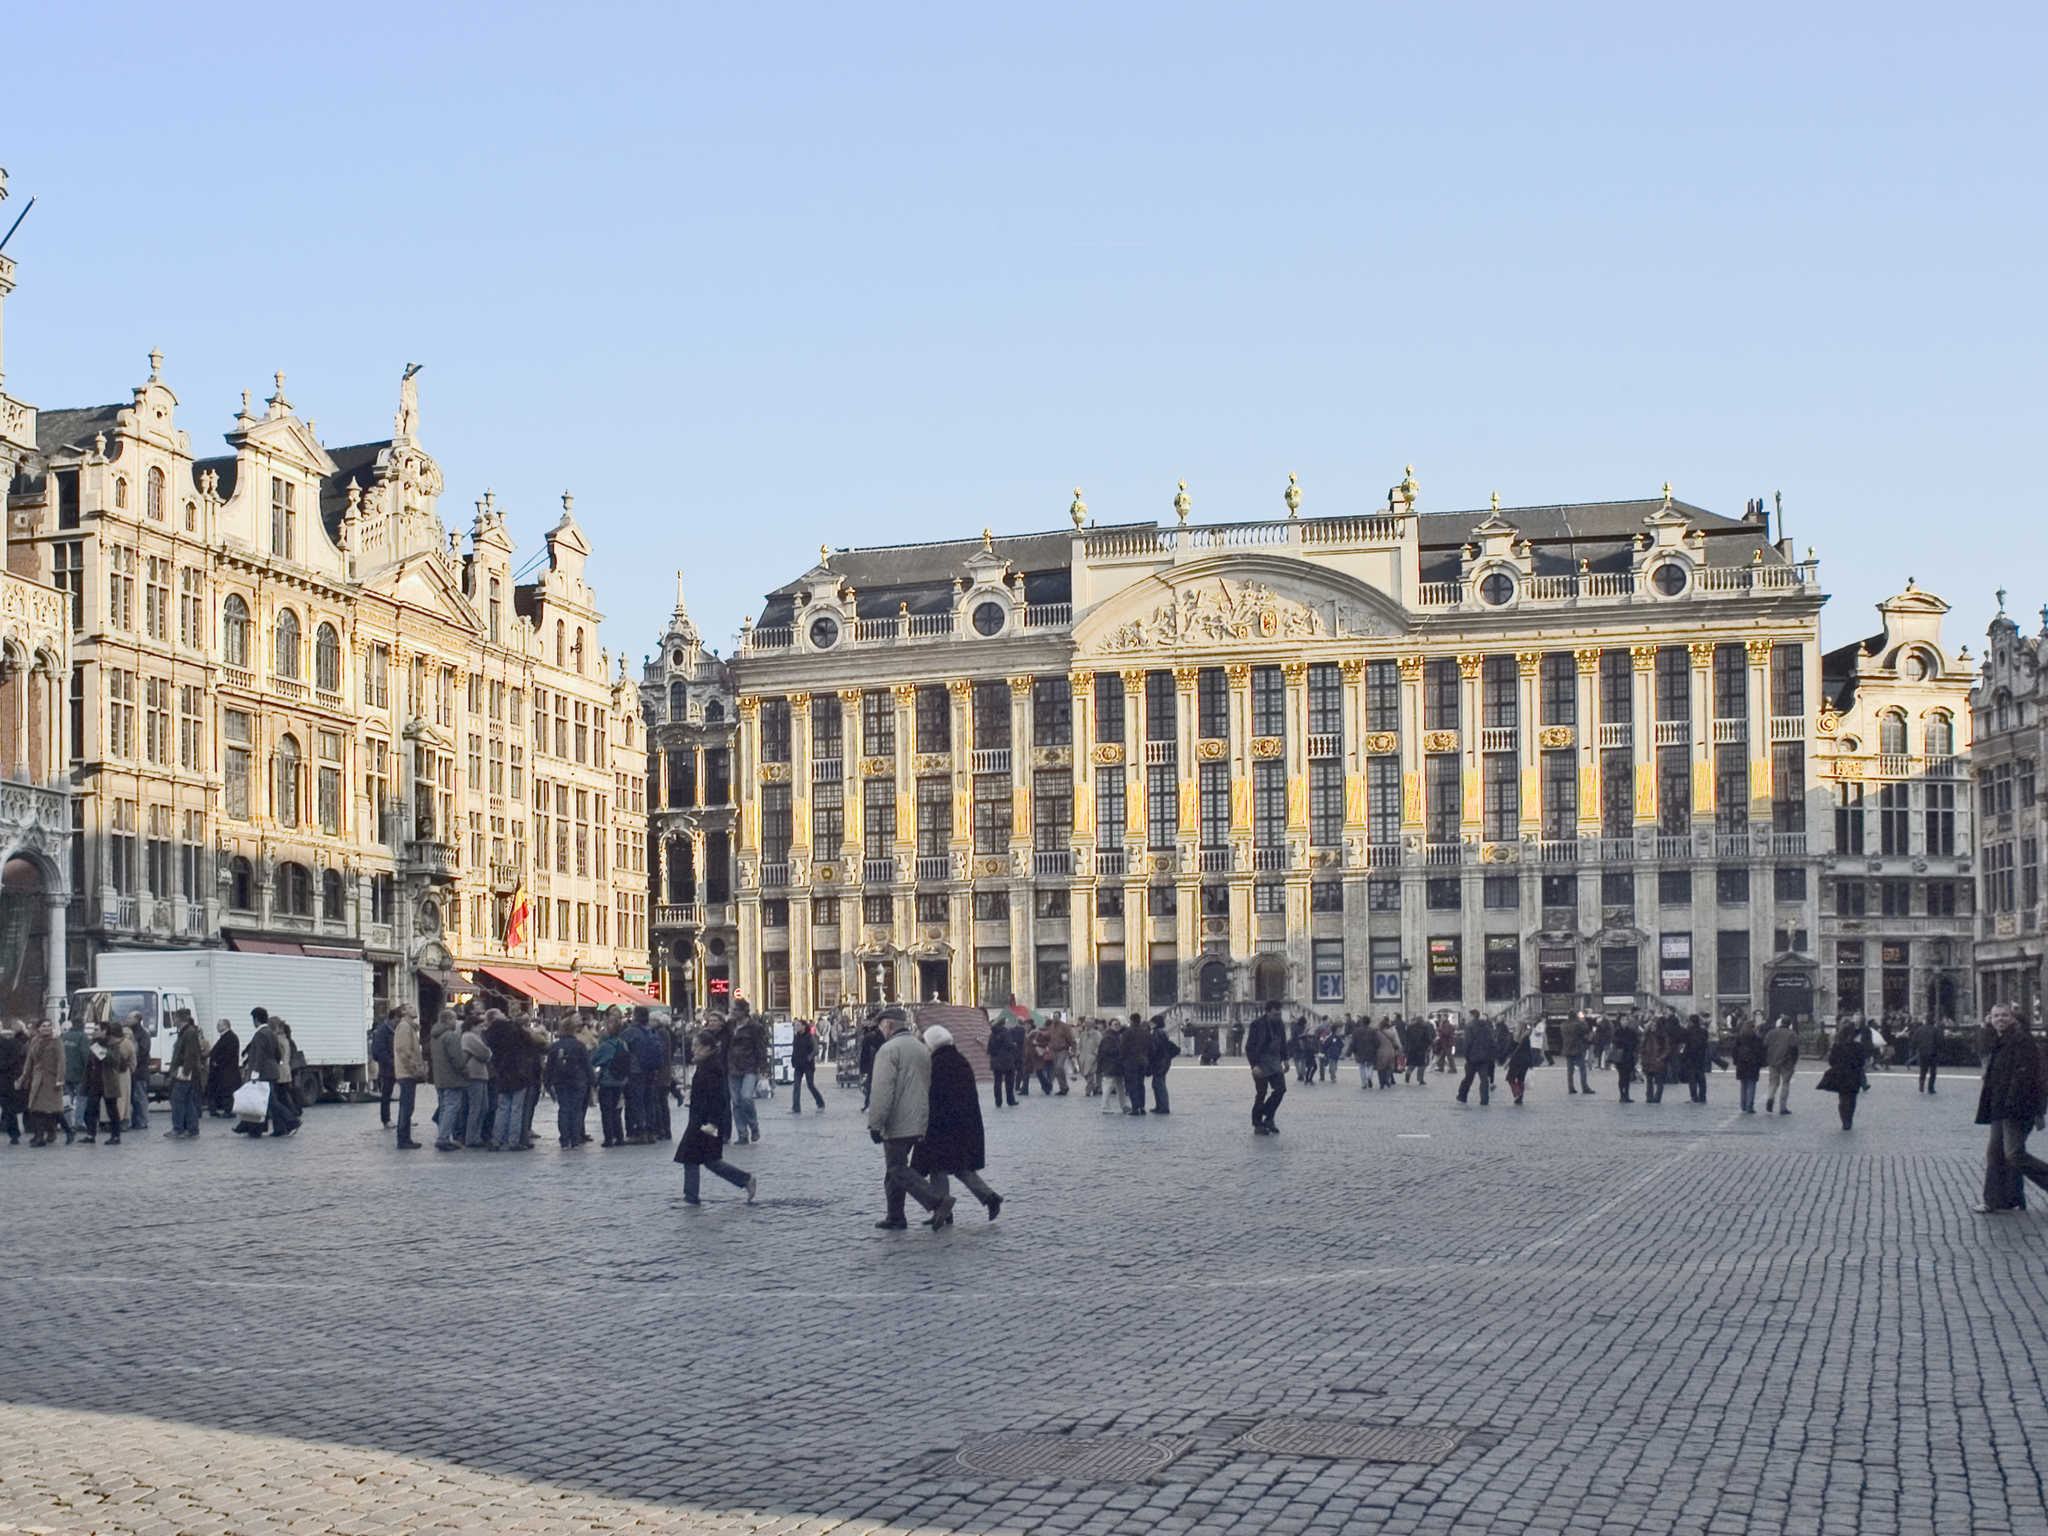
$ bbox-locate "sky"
[4,2,2043,667]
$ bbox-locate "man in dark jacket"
[368,1012,397,1126]
[857,1018,884,1108]
[675,1030,755,1204]
[485,1010,534,1150]
[1730,1019,1767,1113]
[1096,1018,1125,1115]
[1245,1006,1287,1135]
[725,1003,770,1143]
[1611,1017,1641,1103]
[617,1009,652,1143]
[205,1019,240,1118]
[1122,1016,1150,1115]
[1457,1016,1497,1107]
[1562,1013,1591,1095]
[1147,1014,1178,1114]
[903,1024,1001,1224]
[1975,1005,2048,1213]
[986,1014,1021,1109]
[126,1014,153,1130]
[1912,1018,1943,1094]
[1403,1017,1433,1085]
[1683,1016,1712,1103]
[542,1019,594,1148]
[166,1010,206,1138]
[590,1018,634,1148]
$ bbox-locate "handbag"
[233,1080,271,1123]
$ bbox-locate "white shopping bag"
[233,1080,271,1124]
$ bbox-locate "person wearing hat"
[901,1024,1001,1226]
[864,1008,931,1230]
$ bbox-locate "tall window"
[1879,782,1910,854]
[1031,676,1071,746]
[106,669,136,759]
[1483,754,1518,841]
[855,689,893,755]
[1250,666,1284,738]
[1540,653,1575,726]
[108,547,135,631]
[1658,747,1690,835]
[758,698,792,762]
[1147,763,1178,849]
[1252,759,1285,847]
[1367,757,1400,844]
[319,731,343,834]
[812,778,843,853]
[1197,668,1228,739]
[143,556,169,640]
[1655,647,1690,722]
[1423,659,1459,732]
[1095,767,1126,848]
[315,623,341,693]
[1309,759,1343,847]
[1095,674,1126,744]
[1198,761,1229,847]
[1602,748,1632,836]
[1426,752,1460,843]
[1481,655,1517,729]
[1032,771,1071,851]
[1307,663,1342,739]
[1924,711,1953,758]
[222,595,251,667]
[1599,649,1632,727]
[143,677,169,765]
[1365,660,1398,734]
[972,681,1010,748]
[53,541,84,630]
[1772,743,1805,833]
[1542,751,1576,838]
[1770,643,1804,716]
[1925,781,1955,855]
[761,783,792,862]
[1836,782,1865,854]
[973,774,1011,853]
[1712,643,1746,719]
[178,686,203,770]
[864,779,897,859]
[1145,671,1176,743]
[916,777,950,856]
[810,694,842,758]
[363,643,389,708]
[270,476,296,560]
[1715,744,1748,831]
[1878,710,1907,756]
[915,685,950,753]
[274,608,301,679]
[274,733,301,827]
[146,466,166,521]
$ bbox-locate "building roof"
[318,440,392,542]
[34,403,125,459]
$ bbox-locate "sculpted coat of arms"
[1099,579,1338,652]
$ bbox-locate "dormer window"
[1478,571,1516,606]
[270,477,296,560]
[555,620,565,668]
[970,600,1006,637]
[488,578,502,643]
[147,467,166,521]
[1649,561,1688,597]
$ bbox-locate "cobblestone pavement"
[2,1061,2043,1535]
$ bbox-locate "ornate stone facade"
[1969,597,2048,1017]
[723,481,1830,1027]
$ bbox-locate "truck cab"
[69,987,198,1097]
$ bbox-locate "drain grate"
[1233,1419,1462,1464]
[957,1434,1184,1483]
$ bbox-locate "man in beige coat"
[864,1008,930,1231]
[392,1006,426,1150]
[95,1022,135,1146]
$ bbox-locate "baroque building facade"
[5,332,648,1014]
[1815,584,1974,1025]
[1968,600,2047,1018]
[640,579,739,1016]
[724,477,1831,1027]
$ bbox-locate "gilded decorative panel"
[759,763,790,784]
[1092,743,1126,766]
[860,756,893,777]
[1364,731,1398,755]
[914,753,952,776]
[1195,739,1227,762]
[1250,736,1284,759]
[1536,725,1574,750]
[1422,730,1458,755]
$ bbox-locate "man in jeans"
[1245,1006,1287,1135]
[391,1006,425,1150]
[1456,1014,1496,1107]
[429,1010,470,1151]
[486,1009,532,1150]
[165,1009,205,1137]
[1562,1013,1592,1095]
[457,1014,494,1147]
[726,1001,770,1144]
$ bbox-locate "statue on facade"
[396,363,423,439]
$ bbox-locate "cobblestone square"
[3,1063,2042,1535]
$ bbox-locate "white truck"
[76,949,374,1104]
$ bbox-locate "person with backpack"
[986,1012,1021,1109]
[591,1018,635,1148]
[368,1010,397,1128]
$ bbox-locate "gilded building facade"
[640,579,739,1015]
[1969,600,2047,1018]
[725,478,1829,1026]
[1815,584,1974,1024]
[6,335,647,1013]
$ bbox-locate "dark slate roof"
[34,404,125,459]
[319,440,392,542]
[758,526,1099,626]
[193,454,238,502]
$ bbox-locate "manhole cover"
[956,1434,1184,1482]
[1234,1419,1461,1464]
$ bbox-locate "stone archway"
[1253,953,1290,1004]
[0,854,54,1021]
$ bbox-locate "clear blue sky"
[6,3,2042,666]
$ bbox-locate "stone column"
[1397,655,1424,836]
[1745,638,1774,821]
[789,692,812,859]
[1457,654,1484,837]
[1517,652,1541,838]
[948,678,973,1005]
[1575,648,1602,836]
[1282,661,1309,839]
[1340,658,1367,841]
[1009,675,1034,849]
[44,893,66,1023]
[1068,670,1095,1011]
[1689,642,1716,832]
[1629,647,1657,827]
[838,688,864,865]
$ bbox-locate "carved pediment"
[1076,554,1407,656]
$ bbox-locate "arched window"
[704,698,725,723]
[184,500,197,532]
[1878,710,1907,756]
[114,476,129,509]
[277,861,311,917]
[554,620,565,667]
[275,733,301,826]
[147,467,166,521]
[222,594,251,667]
[275,608,301,679]
[669,680,687,721]
[314,623,341,693]
[1924,711,1953,758]
[573,627,585,674]
[321,867,344,921]
[228,855,253,911]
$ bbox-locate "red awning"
[539,971,664,1010]
[224,935,305,956]
[476,964,581,1007]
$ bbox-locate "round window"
[808,616,840,650]
[707,936,727,958]
[1649,562,1688,597]
[1902,651,1928,681]
[971,600,1006,636]
[1478,571,1516,606]
[671,648,687,667]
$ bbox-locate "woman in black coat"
[909,1026,1001,1225]
[1504,1025,1535,1106]
[1731,1023,1767,1114]
[675,1034,755,1205]
[1975,1005,2048,1213]
[1816,1023,1870,1130]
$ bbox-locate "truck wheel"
[297,1069,324,1106]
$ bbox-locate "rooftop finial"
[148,348,162,381]
[1284,472,1301,517]
[982,527,994,550]
[1490,490,1501,513]
[1173,479,1191,525]
[1661,480,1674,505]
[560,490,574,516]
[1996,586,2008,615]
[1070,486,1087,528]
[820,543,831,566]
[268,371,288,413]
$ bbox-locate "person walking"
[96,1021,134,1146]
[15,1020,68,1146]
[726,1003,769,1144]
[428,1009,471,1152]
[1503,1023,1534,1106]
[1122,1015,1150,1115]
[368,1009,397,1128]
[165,1010,205,1138]
[391,1006,425,1149]
[1147,1013,1178,1114]
[1974,1004,2048,1214]
[1403,1016,1433,1085]
[543,1019,594,1148]
[1562,1013,1592,1095]
[864,1008,931,1230]
[1816,1022,1870,1130]
[616,1008,651,1143]
[675,1030,756,1205]
[1611,1016,1640,1103]
[790,1020,826,1113]
[986,1011,1021,1109]
[1043,1014,1075,1095]
[1682,1015,1711,1104]
[1912,1017,1943,1094]
[454,1013,492,1147]
[1246,1005,1287,1135]
[1075,1018,1102,1094]
[902,1024,1002,1225]
[1375,1019,1401,1090]
[857,1016,883,1108]
[1731,1018,1766,1114]
[641,1010,675,1142]
[591,1017,634,1147]
[1348,1016,1376,1089]
[205,1018,241,1118]
[1456,1014,1496,1107]
[61,1016,89,1137]
[1763,1016,1799,1114]
[1640,1018,1670,1104]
